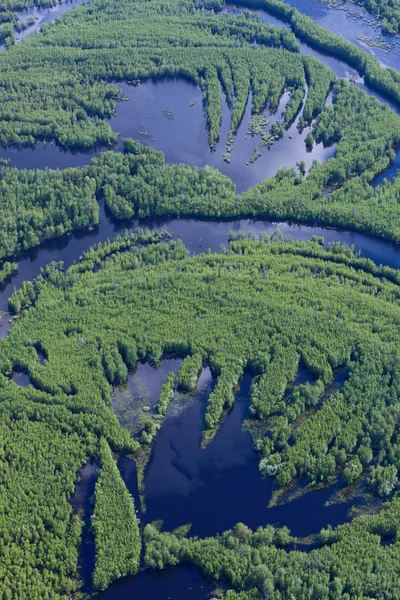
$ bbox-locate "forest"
[1,0,400,262]
[0,0,397,149]
[4,73,400,261]
[3,235,400,596]
[2,0,400,597]
[144,499,400,599]
[357,0,400,34]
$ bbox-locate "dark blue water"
[3,200,400,315]
[91,365,354,599]
[89,368,355,598]
[112,80,336,193]
[11,370,31,386]
[95,565,217,600]
[135,372,357,539]
[0,79,335,192]
[373,148,400,187]
[71,463,98,594]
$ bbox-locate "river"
[1,0,400,598]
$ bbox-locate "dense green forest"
[2,0,400,260]
[0,0,63,12]
[144,499,400,598]
[356,0,400,34]
[3,234,400,596]
[4,0,400,597]
[5,72,400,258]
[236,0,400,104]
[0,0,398,148]
[92,437,141,591]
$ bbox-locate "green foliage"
[239,0,400,106]
[0,0,63,11]
[155,372,176,416]
[144,499,400,599]
[368,464,399,497]
[355,0,400,34]
[0,166,98,260]
[4,234,400,594]
[0,419,87,600]
[177,353,203,391]
[8,280,35,314]
[205,362,243,428]
[342,456,363,485]
[92,438,141,592]
[0,0,298,148]
[0,0,400,260]
[5,234,400,495]
[0,260,17,284]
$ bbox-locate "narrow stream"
[1,202,400,315]
[2,200,400,320]
[70,463,98,594]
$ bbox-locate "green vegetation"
[154,372,176,417]
[356,0,400,34]
[236,0,400,105]
[92,437,141,592]
[4,0,400,597]
[177,353,203,391]
[0,0,395,149]
[0,0,299,148]
[5,73,400,259]
[144,500,400,599]
[1,0,400,259]
[0,0,63,12]
[4,233,400,595]
[6,235,400,492]
[0,165,98,259]
[0,260,17,283]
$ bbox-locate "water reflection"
[15,0,88,43]
[70,463,98,594]
[118,371,361,539]
[112,80,336,193]
[2,202,400,316]
[95,565,216,600]
[0,78,336,192]
[11,370,31,386]
[113,359,183,435]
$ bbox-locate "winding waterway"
[1,0,400,183]
[1,0,400,597]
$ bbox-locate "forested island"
[2,0,400,598]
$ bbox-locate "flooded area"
[0,0,399,597]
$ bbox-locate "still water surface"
[0,0,399,596]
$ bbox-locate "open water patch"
[118,371,363,539]
[11,370,31,386]
[94,565,216,600]
[112,79,336,193]
[112,358,183,435]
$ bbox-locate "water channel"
[1,0,400,597]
